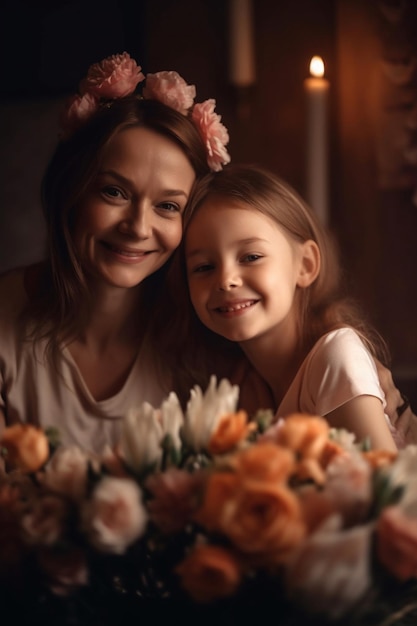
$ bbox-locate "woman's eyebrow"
[98,170,190,198]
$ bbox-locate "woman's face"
[72,126,196,289]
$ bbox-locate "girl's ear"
[296,240,320,288]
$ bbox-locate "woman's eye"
[102,186,124,200]
[158,201,180,212]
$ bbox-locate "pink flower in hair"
[143,71,196,115]
[192,99,231,171]
[59,92,99,138]
[80,52,145,99]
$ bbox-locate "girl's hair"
[26,96,210,353]
[161,163,389,403]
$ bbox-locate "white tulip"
[182,376,240,452]
[121,402,163,474]
[160,392,184,452]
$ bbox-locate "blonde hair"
[160,164,389,404]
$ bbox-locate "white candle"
[304,56,330,225]
[229,0,255,87]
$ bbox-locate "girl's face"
[185,198,312,345]
[72,126,196,289]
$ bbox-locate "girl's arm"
[325,395,397,451]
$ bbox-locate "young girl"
[179,164,403,450]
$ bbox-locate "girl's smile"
[185,198,309,346]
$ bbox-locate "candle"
[229,0,256,87]
[304,56,330,225]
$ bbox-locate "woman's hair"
[27,96,210,352]
[162,163,389,402]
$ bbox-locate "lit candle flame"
[309,56,325,78]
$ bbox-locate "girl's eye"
[243,253,262,262]
[190,263,213,274]
[158,201,181,213]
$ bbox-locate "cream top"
[0,268,169,453]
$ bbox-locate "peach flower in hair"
[191,99,231,171]
[80,52,145,98]
[143,71,196,115]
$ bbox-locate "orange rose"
[176,544,242,603]
[376,505,417,581]
[208,411,255,455]
[196,471,306,564]
[195,472,239,530]
[234,442,295,483]
[275,413,330,461]
[1,424,49,472]
[363,449,398,469]
[221,480,306,562]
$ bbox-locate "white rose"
[81,476,147,554]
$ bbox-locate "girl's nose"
[218,267,242,291]
[118,202,151,238]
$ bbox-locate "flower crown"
[60,52,231,172]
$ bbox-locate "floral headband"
[60,52,230,172]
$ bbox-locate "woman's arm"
[325,395,397,451]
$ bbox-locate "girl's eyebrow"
[98,169,189,198]
[186,237,269,258]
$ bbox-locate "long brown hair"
[26,96,210,353]
[161,164,389,403]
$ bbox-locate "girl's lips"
[214,300,258,314]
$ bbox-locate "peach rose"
[80,52,144,98]
[21,494,69,546]
[143,71,196,115]
[38,446,89,502]
[1,424,49,472]
[376,505,417,581]
[145,467,205,534]
[176,544,242,603]
[208,410,255,455]
[233,441,295,483]
[81,476,147,554]
[59,91,99,137]
[191,99,231,171]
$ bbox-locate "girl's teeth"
[220,302,254,312]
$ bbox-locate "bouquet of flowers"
[1,376,417,626]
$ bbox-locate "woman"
[0,53,228,453]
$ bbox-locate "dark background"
[0,0,416,403]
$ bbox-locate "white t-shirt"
[276,328,403,447]
[0,268,170,453]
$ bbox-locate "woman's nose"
[118,202,151,238]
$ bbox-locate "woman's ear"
[296,240,320,288]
